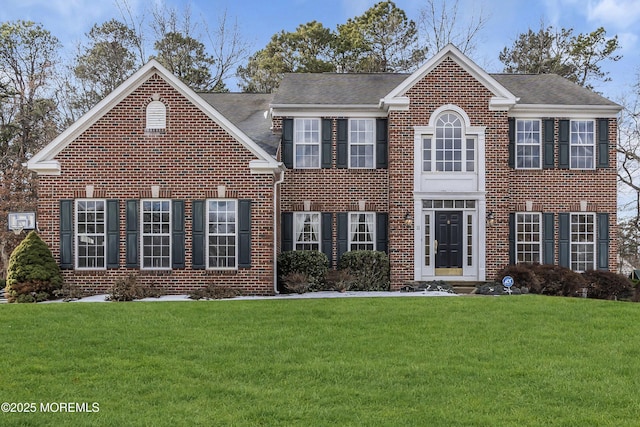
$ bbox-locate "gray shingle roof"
[272,72,619,107]
[490,73,619,106]
[199,93,278,155]
[272,73,408,105]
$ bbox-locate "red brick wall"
[36,73,276,295]
[276,57,618,289]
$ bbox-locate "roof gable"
[28,59,281,175]
[381,44,517,111]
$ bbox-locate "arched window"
[422,111,475,172]
[146,100,166,131]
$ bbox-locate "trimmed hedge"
[338,250,390,291]
[582,270,634,300]
[496,263,585,297]
[277,250,329,292]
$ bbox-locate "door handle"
[434,239,438,252]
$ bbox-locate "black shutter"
[172,200,185,269]
[508,118,515,168]
[508,212,515,265]
[376,118,388,169]
[597,213,609,270]
[543,119,555,169]
[192,200,205,269]
[60,200,73,269]
[321,119,332,169]
[597,118,609,168]
[376,212,389,254]
[321,213,333,265]
[282,118,294,169]
[336,119,348,168]
[336,212,348,263]
[281,212,293,252]
[106,200,120,268]
[558,213,570,268]
[238,199,251,268]
[542,213,554,265]
[126,199,139,268]
[558,120,570,169]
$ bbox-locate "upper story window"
[294,118,320,168]
[146,100,166,132]
[570,120,595,169]
[516,119,541,169]
[207,200,237,270]
[349,119,375,168]
[423,112,475,172]
[294,212,320,251]
[75,199,106,269]
[141,199,171,269]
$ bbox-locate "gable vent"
[146,100,166,131]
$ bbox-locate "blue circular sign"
[502,276,514,288]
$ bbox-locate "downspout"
[273,168,285,294]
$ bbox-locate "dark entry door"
[435,211,463,269]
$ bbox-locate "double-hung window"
[516,119,541,169]
[207,200,237,269]
[570,120,595,169]
[76,200,106,269]
[294,212,320,250]
[349,119,374,168]
[294,118,320,168]
[570,213,595,272]
[141,200,171,269]
[349,212,375,251]
[515,213,541,263]
[423,112,475,172]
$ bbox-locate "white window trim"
[421,112,476,173]
[140,199,172,270]
[293,212,321,251]
[570,119,596,170]
[348,118,375,169]
[515,212,542,264]
[206,199,238,271]
[515,119,542,170]
[348,212,376,251]
[293,118,321,169]
[570,212,596,272]
[74,199,107,270]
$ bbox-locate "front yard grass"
[1,295,640,426]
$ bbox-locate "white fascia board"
[249,160,285,175]
[28,59,280,175]
[489,97,518,111]
[271,105,387,118]
[25,160,61,175]
[379,96,410,111]
[509,104,622,118]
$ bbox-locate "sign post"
[502,275,514,295]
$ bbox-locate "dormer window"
[146,100,166,132]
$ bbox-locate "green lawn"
[1,295,640,426]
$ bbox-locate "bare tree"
[417,0,488,55]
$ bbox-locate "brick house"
[28,44,621,294]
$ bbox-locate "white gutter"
[273,169,285,294]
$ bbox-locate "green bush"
[496,263,585,297]
[338,250,390,291]
[5,231,63,303]
[277,250,329,292]
[582,270,634,300]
